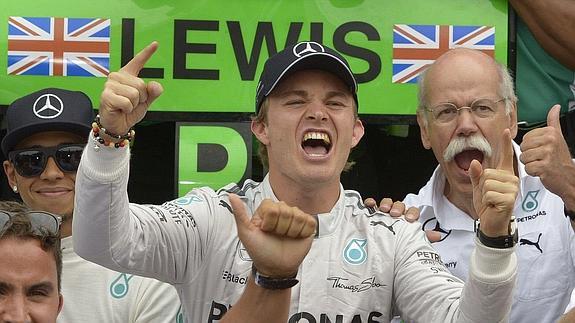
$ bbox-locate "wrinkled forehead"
[425,52,500,103]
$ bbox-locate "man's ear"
[508,101,518,140]
[251,120,269,146]
[58,293,64,314]
[417,111,432,149]
[351,119,365,148]
[3,160,17,189]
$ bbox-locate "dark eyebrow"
[0,281,14,292]
[27,281,55,294]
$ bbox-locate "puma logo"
[370,220,400,235]
[219,200,233,214]
[520,233,543,253]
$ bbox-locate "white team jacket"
[73,139,517,323]
[59,237,182,323]
[404,141,575,323]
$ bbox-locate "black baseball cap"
[255,41,358,113]
[1,88,94,155]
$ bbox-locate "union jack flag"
[8,16,110,77]
[392,24,495,84]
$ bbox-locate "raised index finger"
[497,128,514,172]
[120,41,158,76]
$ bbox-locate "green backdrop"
[2,0,508,115]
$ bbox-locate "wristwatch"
[474,216,518,249]
[565,206,575,222]
[252,265,299,290]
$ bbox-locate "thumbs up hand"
[470,129,519,237]
[520,105,574,197]
[99,41,163,136]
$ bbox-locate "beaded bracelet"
[92,115,135,148]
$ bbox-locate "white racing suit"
[73,140,517,323]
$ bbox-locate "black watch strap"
[565,206,575,221]
[252,265,299,290]
[477,230,517,249]
[475,216,518,249]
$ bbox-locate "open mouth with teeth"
[302,131,332,156]
[454,149,484,171]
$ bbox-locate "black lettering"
[320,314,344,323]
[351,314,363,323]
[228,21,277,81]
[289,312,316,323]
[198,143,228,172]
[284,22,304,47]
[310,22,324,43]
[368,311,383,323]
[208,301,228,322]
[332,22,381,83]
[121,19,164,78]
[228,21,312,80]
[173,20,219,80]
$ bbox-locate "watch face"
[509,216,518,243]
[509,216,517,234]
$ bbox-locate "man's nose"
[39,157,65,180]
[2,296,32,323]
[454,108,478,136]
[306,101,328,121]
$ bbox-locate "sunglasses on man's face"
[8,144,85,178]
[0,210,61,236]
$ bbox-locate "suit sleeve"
[73,137,237,284]
[392,221,516,322]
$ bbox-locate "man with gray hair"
[403,48,575,323]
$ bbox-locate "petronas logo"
[522,190,540,212]
[343,238,367,265]
[176,306,184,323]
[110,273,134,299]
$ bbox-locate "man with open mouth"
[400,48,575,323]
[73,41,520,322]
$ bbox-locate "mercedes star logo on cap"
[33,93,64,119]
[293,41,325,57]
